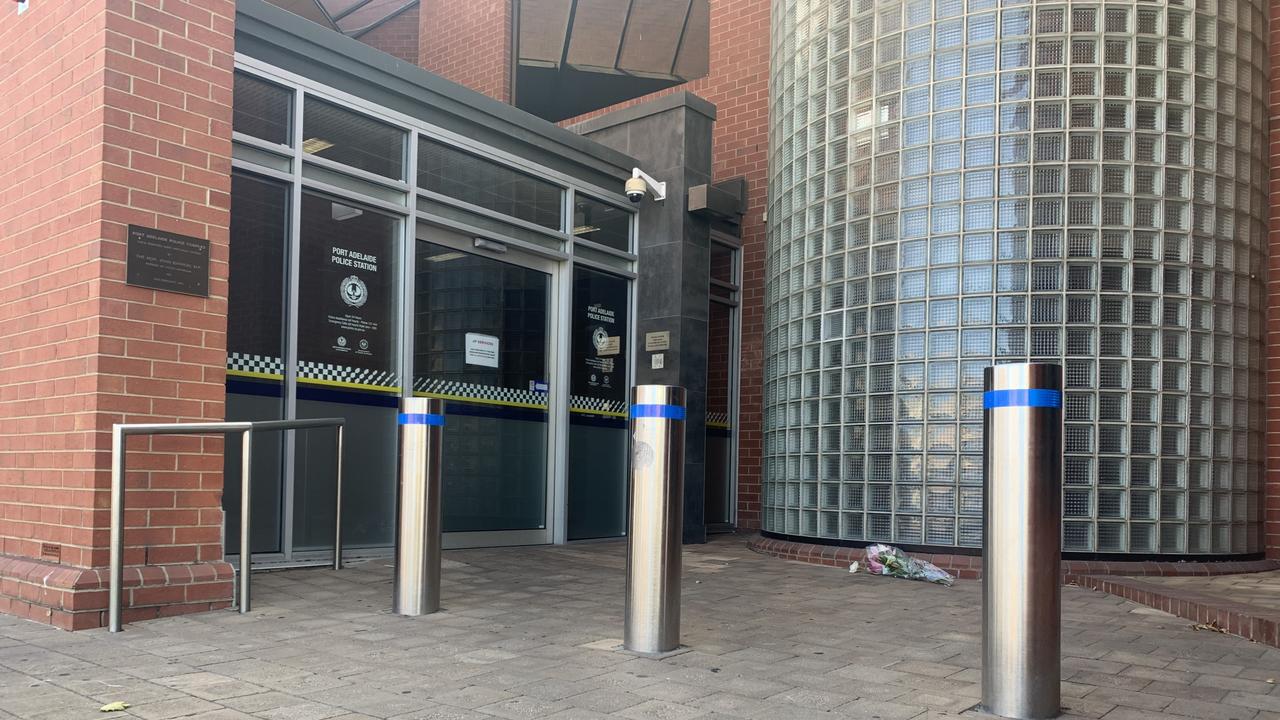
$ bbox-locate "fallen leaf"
[99,701,130,712]
[1190,623,1227,634]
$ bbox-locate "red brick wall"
[565,0,771,529]
[420,0,510,102]
[0,0,236,629]
[0,0,108,573]
[358,5,420,65]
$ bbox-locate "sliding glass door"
[413,230,556,547]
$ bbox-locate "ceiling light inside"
[331,203,363,221]
[302,137,335,154]
[427,252,465,263]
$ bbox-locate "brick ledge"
[746,534,1280,580]
[1068,575,1280,648]
[0,554,234,630]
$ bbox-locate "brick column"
[0,0,236,629]
[419,0,511,102]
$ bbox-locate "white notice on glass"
[465,333,500,367]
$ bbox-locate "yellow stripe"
[413,390,548,410]
[707,421,731,430]
[570,407,628,419]
[298,377,401,394]
[226,369,283,381]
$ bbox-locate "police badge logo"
[340,275,367,308]
[592,326,609,353]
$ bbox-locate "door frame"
[708,229,743,530]
[411,225,565,549]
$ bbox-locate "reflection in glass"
[302,97,405,179]
[418,139,562,230]
[233,72,292,146]
[294,191,401,550]
[710,242,736,285]
[706,299,734,526]
[224,173,289,554]
[414,242,550,533]
[567,267,630,540]
[572,195,632,251]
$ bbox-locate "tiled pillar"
[574,93,717,544]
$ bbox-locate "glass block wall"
[763,0,1267,555]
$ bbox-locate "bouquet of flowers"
[849,543,955,586]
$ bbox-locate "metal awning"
[514,0,710,121]
[264,0,419,38]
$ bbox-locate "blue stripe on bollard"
[982,389,1062,409]
[630,404,687,421]
[398,413,446,426]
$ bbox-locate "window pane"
[711,242,737,285]
[296,191,400,388]
[294,192,401,550]
[302,97,404,179]
[223,172,289,555]
[233,72,292,145]
[568,266,631,539]
[417,138,562,229]
[227,174,288,368]
[573,194,631,251]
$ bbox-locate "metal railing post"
[982,363,1063,720]
[624,385,686,656]
[107,418,344,632]
[393,397,446,616]
[108,426,126,633]
[238,428,253,614]
[334,424,344,571]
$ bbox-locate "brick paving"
[3,535,1280,719]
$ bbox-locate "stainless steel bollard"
[393,397,445,616]
[624,385,686,655]
[982,363,1063,719]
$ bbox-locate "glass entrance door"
[413,231,556,547]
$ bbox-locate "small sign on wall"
[126,225,210,297]
[465,332,500,367]
[645,331,671,351]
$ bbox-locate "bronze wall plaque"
[126,225,210,297]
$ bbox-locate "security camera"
[625,177,647,203]
[626,168,667,203]
[624,176,645,202]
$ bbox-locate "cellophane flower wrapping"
[857,544,955,586]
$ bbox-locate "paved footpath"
[2,535,1279,720]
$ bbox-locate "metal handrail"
[109,417,345,632]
